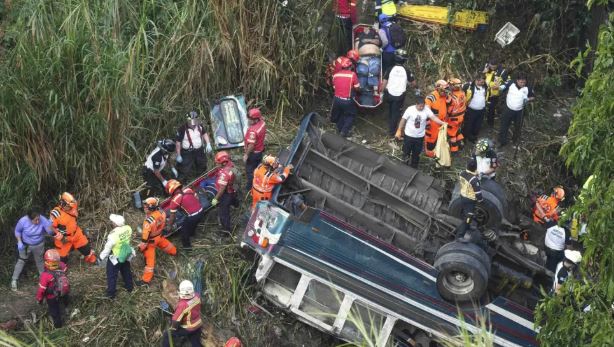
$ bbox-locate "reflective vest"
[50,207,83,239]
[173,295,203,331]
[533,195,560,223]
[253,164,291,193]
[448,90,467,117]
[109,225,132,257]
[142,210,166,241]
[425,91,448,120]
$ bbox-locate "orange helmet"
[435,80,449,89]
[44,249,60,270]
[448,77,462,86]
[143,197,159,210]
[59,192,77,210]
[214,151,230,164]
[224,337,242,347]
[553,186,565,201]
[248,108,262,119]
[339,56,353,69]
[346,49,360,63]
[262,155,279,167]
[165,179,182,195]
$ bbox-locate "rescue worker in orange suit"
[424,80,450,157]
[162,280,203,347]
[334,0,357,55]
[446,78,466,153]
[251,155,294,210]
[50,192,96,264]
[136,198,177,285]
[243,108,266,192]
[331,57,361,138]
[533,186,565,224]
[166,180,204,249]
[211,151,238,235]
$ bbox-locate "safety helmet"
[263,155,279,167]
[165,179,182,195]
[378,14,390,23]
[225,337,242,347]
[435,80,449,89]
[178,280,195,299]
[44,249,60,270]
[157,139,176,153]
[109,214,125,227]
[248,108,262,119]
[214,151,231,165]
[346,49,360,63]
[394,49,409,63]
[448,77,462,86]
[564,249,582,264]
[553,186,565,201]
[186,110,199,120]
[339,56,353,69]
[475,138,493,155]
[143,197,159,210]
[59,192,77,210]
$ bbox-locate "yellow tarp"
[397,4,489,30]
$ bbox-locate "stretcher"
[397,4,488,31]
[352,24,383,108]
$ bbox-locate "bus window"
[340,301,387,344]
[262,263,302,307]
[298,279,344,326]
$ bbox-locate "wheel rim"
[442,270,475,295]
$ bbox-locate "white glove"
[176,154,183,163]
[162,179,168,187]
[171,167,178,178]
[205,143,213,153]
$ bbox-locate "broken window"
[298,279,343,326]
[262,263,301,307]
[340,301,387,345]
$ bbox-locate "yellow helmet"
[143,197,159,210]
[165,180,182,195]
[263,155,279,167]
[448,77,462,86]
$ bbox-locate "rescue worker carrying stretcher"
[424,80,450,157]
[50,192,96,264]
[163,280,203,347]
[251,155,294,210]
[446,78,466,153]
[137,198,177,285]
[533,186,565,224]
[166,180,204,249]
[211,151,238,235]
[142,139,177,198]
[455,159,483,239]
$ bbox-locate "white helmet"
[564,250,582,264]
[178,280,195,299]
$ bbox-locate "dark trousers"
[245,151,264,191]
[402,135,423,168]
[545,247,564,273]
[331,97,357,137]
[382,51,395,75]
[181,211,204,247]
[142,167,165,198]
[47,296,69,328]
[106,258,134,298]
[464,107,486,142]
[455,197,477,239]
[498,106,524,146]
[219,192,238,232]
[179,148,207,178]
[386,92,405,136]
[162,327,202,347]
[486,96,499,126]
[337,17,353,55]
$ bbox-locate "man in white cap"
[100,214,134,299]
[552,249,581,295]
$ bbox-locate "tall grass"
[0,0,329,232]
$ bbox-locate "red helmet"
[248,108,262,119]
[214,151,230,164]
[165,179,182,195]
[339,56,353,69]
[346,49,360,63]
[44,249,60,269]
[225,337,242,347]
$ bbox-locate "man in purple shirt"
[11,209,53,291]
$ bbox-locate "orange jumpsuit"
[424,91,449,157]
[251,164,292,209]
[141,209,177,283]
[447,89,466,152]
[50,206,96,263]
[533,195,560,224]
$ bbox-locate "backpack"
[46,270,70,297]
[116,242,133,263]
[387,23,407,49]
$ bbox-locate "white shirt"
[468,86,486,110]
[505,83,530,111]
[402,105,433,138]
[385,66,408,97]
[476,156,495,178]
[545,225,566,251]
[145,148,167,171]
[181,127,204,150]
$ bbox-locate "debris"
[495,22,521,47]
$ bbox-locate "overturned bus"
[241,113,548,346]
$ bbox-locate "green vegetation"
[536,7,614,347]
